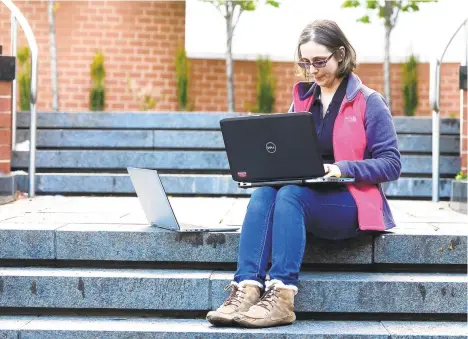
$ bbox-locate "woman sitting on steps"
[207,19,401,329]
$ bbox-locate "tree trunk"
[382,1,394,111]
[225,7,235,112]
[383,25,392,110]
[48,0,59,111]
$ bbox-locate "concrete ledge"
[450,180,467,215]
[0,223,466,264]
[0,268,465,313]
[54,224,373,264]
[374,231,467,264]
[17,112,461,135]
[211,271,467,313]
[17,130,459,154]
[0,223,63,259]
[0,316,33,339]
[0,316,461,338]
[11,151,461,175]
[0,268,211,310]
[13,174,454,198]
[0,174,17,205]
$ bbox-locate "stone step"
[11,173,455,198]
[17,112,461,134]
[1,316,466,338]
[11,151,460,175]
[0,222,465,265]
[16,129,460,154]
[0,268,465,313]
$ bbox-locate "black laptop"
[220,112,355,188]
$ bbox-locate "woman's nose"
[309,64,318,74]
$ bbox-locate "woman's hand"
[323,164,341,178]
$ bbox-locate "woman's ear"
[339,46,345,62]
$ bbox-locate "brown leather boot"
[206,280,262,326]
[233,279,297,328]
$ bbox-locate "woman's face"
[299,40,342,89]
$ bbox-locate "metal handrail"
[1,0,38,197]
[430,18,467,202]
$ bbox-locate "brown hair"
[296,19,357,79]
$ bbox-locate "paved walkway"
[0,196,467,235]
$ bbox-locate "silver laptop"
[127,167,240,232]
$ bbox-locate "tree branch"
[232,5,244,32]
[208,0,225,18]
[391,1,402,28]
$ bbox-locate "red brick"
[0,145,10,160]
[0,161,10,175]
[0,97,11,112]
[0,82,11,96]
[0,130,11,145]
[0,114,11,128]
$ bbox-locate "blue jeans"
[234,185,361,286]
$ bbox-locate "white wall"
[186,0,468,64]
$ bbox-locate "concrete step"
[11,172,455,198]
[11,151,460,175]
[1,316,467,338]
[17,112,461,134]
[0,222,465,265]
[0,268,465,313]
[16,129,460,154]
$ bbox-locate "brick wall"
[0,80,11,174]
[191,59,460,115]
[0,1,461,116]
[0,0,185,112]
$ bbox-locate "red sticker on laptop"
[237,171,248,178]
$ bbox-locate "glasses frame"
[298,49,340,70]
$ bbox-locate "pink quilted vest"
[292,82,385,231]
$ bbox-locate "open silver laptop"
[127,167,240,232]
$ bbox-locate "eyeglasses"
[298,50,338,69]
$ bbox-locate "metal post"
[2,0,39,198]
[430,18,468,202]
[430,58,440,202]
[460,22,468,203]
[10,12,17,151]
[29,39,38,198]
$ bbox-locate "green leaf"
[365,0,378,10]
[266,0,280,7]
[357,14,371,23]
[239,0,256,11]
[341,0,361,8]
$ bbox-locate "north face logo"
[345,116,357,123]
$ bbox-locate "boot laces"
[257,286,278,311]
[223,283,246,307]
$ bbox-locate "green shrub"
[17,47,31,111]
[455,171,467,180]
[175,46,190,111]
[256,56,276,113]
[90,52,105,111]
[402,54,418,116]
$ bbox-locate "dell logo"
[266,142,276,153]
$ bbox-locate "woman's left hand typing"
[323,164,342,178]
